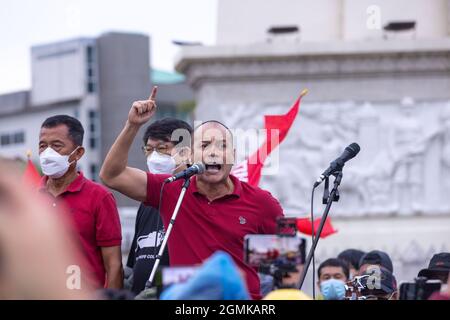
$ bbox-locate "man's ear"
[73,146,85,162]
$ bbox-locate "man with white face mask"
[38,115,123,289]
[126,118,193,295]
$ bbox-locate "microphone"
[314,143,361,187]
[164,163,206,183]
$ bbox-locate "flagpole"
[300,88,309,98]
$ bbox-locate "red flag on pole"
[232,89,307,186]
[22,151,41,187]
[231,89,338,239]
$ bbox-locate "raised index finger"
[149,86,158,100]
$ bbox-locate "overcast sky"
[0,0,218,94]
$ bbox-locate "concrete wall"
[0,91,29,115]
[31,39,93,106]
[217,0,449,45]
[343,0,449,40]
[97,32,151,207]
[0,104,77,159]
[217,0,342,45]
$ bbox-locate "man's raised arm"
[99,87,158,202]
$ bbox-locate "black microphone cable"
[310,185,316,300]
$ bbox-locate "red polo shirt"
[39,172,122,288]
[145,173,284,299]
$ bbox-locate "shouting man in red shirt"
[39,115,123,289]
[100,87,284,299]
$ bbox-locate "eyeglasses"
[141,145,171,155]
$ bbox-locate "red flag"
[232,90,307,186]
[296,217,337,239]
[22,159,41,187]
[230,90,338,239]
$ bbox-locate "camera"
[243,217,306,288]
[399,277,442,300]
[344,275,384,300]
[344,267,397,300]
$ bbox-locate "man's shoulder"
[239,180,282,210]
[240,179,274,198]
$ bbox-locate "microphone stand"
[146,177,191,288]
[298,170,343,291]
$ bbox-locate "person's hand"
[0,160,94,299]
[128,86,158,126]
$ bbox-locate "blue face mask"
[320,279,346,300]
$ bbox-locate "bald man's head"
[194,120,233,143]
[192,120,235,184]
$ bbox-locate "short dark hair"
[338,249,366,270]
[318,258,350,279]
[359,250,393,273]
[41,115,84,146]
[143,118,193,148]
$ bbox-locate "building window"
[90,137,96,149]
[1,134,10,146]
[90,163,98,181]
[88,110,100,150]
[86,46,94,63]
[13,131,25,144]
[86,44,96,94]
[87,82,95,93]
[0,131,25,146]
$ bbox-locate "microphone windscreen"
[193,162,206,174]
[346,143,361,157]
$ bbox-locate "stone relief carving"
[217,98,450,217]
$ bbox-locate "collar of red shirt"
[189,174,242,199]
[38,171,87,194]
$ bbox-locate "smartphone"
[243,234,306,268]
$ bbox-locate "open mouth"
[205,164,222,173]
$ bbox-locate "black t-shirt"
[127,203,170,295]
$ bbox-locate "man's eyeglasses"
[141,145,171,155]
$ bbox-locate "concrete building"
[175,0,450,292]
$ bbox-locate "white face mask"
[39,146,79,179]
[146,151,177,174]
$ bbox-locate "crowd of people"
[0,87,449,300]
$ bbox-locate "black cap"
[418,252,450,280]
[359,250,393,273]
[360,267,397,295]
[338,249,366,270]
